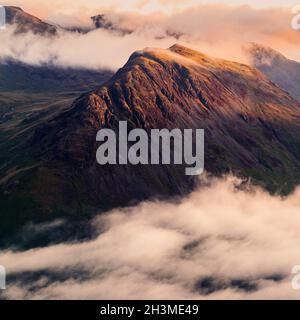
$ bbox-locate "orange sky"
[2,0,298,19]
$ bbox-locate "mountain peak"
[169,43,202,56]
[123,44,264,86]
[5,6,23,12]
[128,44,206,60]
[169,43,188,51]
[4,5,57,35]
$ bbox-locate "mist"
[1,176,300,299]
[0,4,299,71]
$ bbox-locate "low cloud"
[0,4,300,71]
[2,176,300,299]
[0,25,175,70]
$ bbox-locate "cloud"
[98,5,300,61]
[0,4,299,71]
[0,25,175,70]
[2,0,298,18]
[2,176,300,299]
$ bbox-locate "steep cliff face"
[2,44,300,232]
[245,43,300,101]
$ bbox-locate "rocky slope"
[4,6,57,35]
[245,43,300,101]
[2,44,300,240]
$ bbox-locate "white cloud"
[2,176,300,299]
[0,25,176,70]
[1,4,300,71]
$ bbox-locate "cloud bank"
[0,4,299,71]
[1,176,300,300]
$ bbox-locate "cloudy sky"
[2,0,299,17]
[1,1,300,70]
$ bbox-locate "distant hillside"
[0,61,112,92]
[245,43,300,101]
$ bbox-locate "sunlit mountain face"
[1,3,300,300]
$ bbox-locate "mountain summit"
[4,6,57,34]
[2,44,300,235]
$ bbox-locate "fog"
[1,176,300,299]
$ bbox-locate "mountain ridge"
[2,44,300,243]
[245,43,300,101]
[4,6,58,35]
[31,45,300,201]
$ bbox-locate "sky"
[0,0,299,72]
[1,0,300,70]
[2,0,299,18]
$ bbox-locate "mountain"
[4,6,57,35]
[2,44,300,243]
[245,43,300,101]
[0,59,113,127]
[90,14,182,38]
[0,60,113,245]
[91,14,132,35]
[0,61,112,92]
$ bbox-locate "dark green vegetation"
[0,62,112,246]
